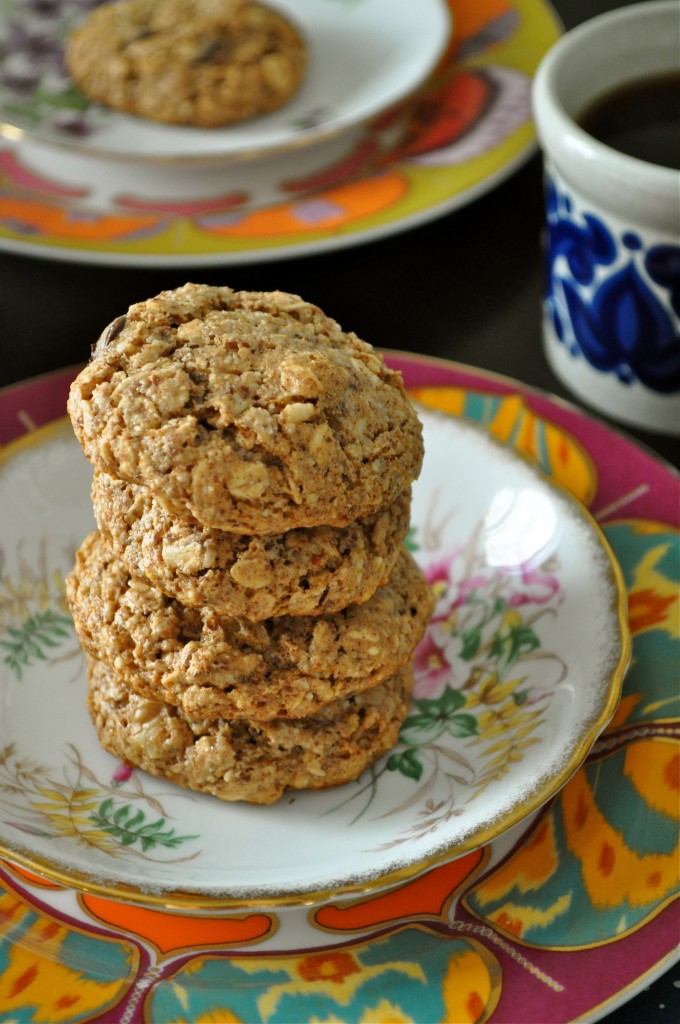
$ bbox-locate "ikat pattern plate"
[0,356,677,1024]
[0,377,628,907]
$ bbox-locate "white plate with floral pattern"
[0,404,629,908]
[0,0,451,161]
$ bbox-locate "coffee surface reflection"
[577,71,680,170]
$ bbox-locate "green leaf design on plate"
[89,797,198,853]
[386,748,424,781]
[490,621,541,667]
[400,690,479,747]
[0,608,73,679]
[404,526,419,553]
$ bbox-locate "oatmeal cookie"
[66,531,433,721]
[87,655,414,804]
[92,470,411,619]
[67,284,423,533]
[65,0,307,127]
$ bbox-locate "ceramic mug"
[532,1,680,436]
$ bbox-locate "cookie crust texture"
[68,285,423,534]
[65,0,307,127]
[87,656,414,805]
[92,470,411,620]
[66,531,433,722]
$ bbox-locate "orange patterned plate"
[0,356,677,1024]
[0,393,628,908]
[0,0,451,161]
[0,0,560,264]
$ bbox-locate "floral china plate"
[0,0,451,161]
[0,402,629,908]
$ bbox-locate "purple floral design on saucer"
[0,0,105,137]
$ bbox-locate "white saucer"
[0,406,628,907]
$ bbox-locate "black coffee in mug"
[577,70,680,170]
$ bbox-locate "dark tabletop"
[0,0,677,1020]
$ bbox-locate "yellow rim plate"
[0,0,561,265]
[0,402,628,908]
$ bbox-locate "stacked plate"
[0,0,627,914]
[0,398,629,914]
[0,1,629,927]
[4,357,676,1024]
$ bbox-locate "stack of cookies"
[66,284,433,804]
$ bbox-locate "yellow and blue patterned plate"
[0,380,628,908]
[0,353,677,1022]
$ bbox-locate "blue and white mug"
[532,1,679,436]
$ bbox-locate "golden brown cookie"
[65,0,307,127]
[67,284,423,534]
[92,470,411,620]
[87,655,414,805]
[66,531,434,721]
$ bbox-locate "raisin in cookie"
[66,531,433,721]
[87,655,414,805]
[92,470,411,620]
[67,284,424,533]
[65,0,307,127]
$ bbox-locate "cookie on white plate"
[65,0,307,127]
